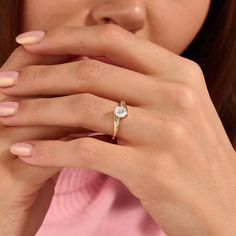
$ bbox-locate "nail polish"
[0,71,19,87]
[0,101,19,116]
[10,143,33,157]
[15,31,45,45]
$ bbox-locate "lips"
[68,55,114,65]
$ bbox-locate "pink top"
[36,133,166,236]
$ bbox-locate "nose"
[90,0,146,33]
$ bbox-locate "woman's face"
[21,0,211,55]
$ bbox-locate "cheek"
[21,0,87,31]
[147,0,211,54]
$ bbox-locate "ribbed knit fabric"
[36,168,166,236]
[36,133,167,236]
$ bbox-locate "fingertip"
[10,142,34,157]
[15,31,46,45]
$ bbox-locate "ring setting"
[112,101,128,139]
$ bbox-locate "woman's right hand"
[0,46,83,236]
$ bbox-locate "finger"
[2,125,92,187]
[16,25,179,75]
[0,46,71,72]
[0,45,72,105]
[9,154,62,187]
[1,124,77,187]
[1,126,88,147]
[10,137,140,182]
[1,126,64,189]
[3,126,100,187]
[0,125,89,164]
[0,59,160,106]
[0,94,141,142]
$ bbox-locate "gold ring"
[112,101,128,139]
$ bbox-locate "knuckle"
[37,142,57,165]
[172,84,199,111]
[181,58,203,77]
[75,138,96,168]
[165,120,188,143]
[21,65,45,91]
[182,59,205,87]
[20,98,43,118]
[79,93,98,114]
[73,59,105,83]
[68,93,98,125]
[187,61,204,78]
[20,98,53,125]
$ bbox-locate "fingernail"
[15,31,45,45]
[10,143,33,157]
[0,101,19,116]
[0,71,19,87]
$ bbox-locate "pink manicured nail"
[15,31,45,45]
[0,71,19,88]
[0,101,19,116]
[10,143,33,157]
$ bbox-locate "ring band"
[112,101,128,139]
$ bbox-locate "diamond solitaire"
[114,105,128,118]
[112,101,128,139]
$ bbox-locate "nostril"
[103,17,117,24]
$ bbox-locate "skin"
[21,0,211,54]
[0,0,236,235]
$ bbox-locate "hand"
[1,25,236,236]
[0,47,79,236]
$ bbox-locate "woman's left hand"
[0,25,236,236]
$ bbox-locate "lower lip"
[68,55,114,65]
[67,55,88,62]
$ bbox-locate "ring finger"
[0,93,144,142]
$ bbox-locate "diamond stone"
[114,106,128,118]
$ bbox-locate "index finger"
[0,46,70,125]
[15,25,179,75]
[0,46,70,72]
